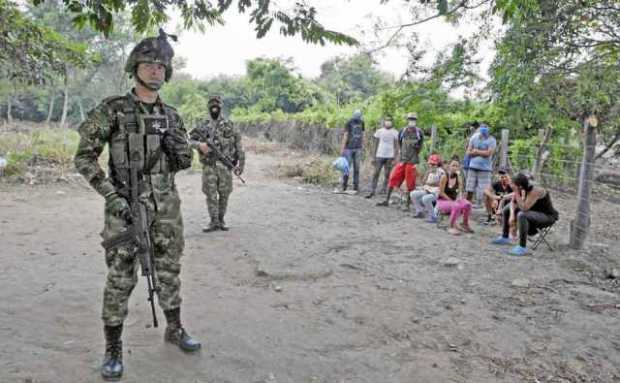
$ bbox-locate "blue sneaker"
[491,236,512,245]
[426,213,437,223]
[507,245,528,256]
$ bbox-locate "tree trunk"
[569,116,597,250]
[532,125,552,181]
[46,94,56,123]
[6,95,13,123]
[77,99,85,122]
[60,69,69,127]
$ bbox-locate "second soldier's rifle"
[101,134,159,328]
[205,137,246,184]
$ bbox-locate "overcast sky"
[168,1,496,81]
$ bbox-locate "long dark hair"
[512,172,533,192]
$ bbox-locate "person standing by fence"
[465,123,496,204]
[366,115,399,199]
[339,109,365,193]
[377,112,424,210]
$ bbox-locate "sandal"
[448,227,461,236]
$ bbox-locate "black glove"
[163,131,192,171]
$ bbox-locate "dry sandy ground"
[1,148,619,383]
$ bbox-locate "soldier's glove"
[105,192,131,222]
[162,131,192,171]
[234,167,243,176]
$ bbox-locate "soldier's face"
[137,63,165,89]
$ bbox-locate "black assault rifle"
[205,138,246,184]
[101,134,159,328]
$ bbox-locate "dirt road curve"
[1,149,619,383]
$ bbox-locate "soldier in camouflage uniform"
[189,96,245,232]
[74,30,200,381]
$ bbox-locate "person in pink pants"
[437,158,474,235]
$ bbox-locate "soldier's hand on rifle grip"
[234,167,243,176]
[106,192,132,222]
[198,142,209,155]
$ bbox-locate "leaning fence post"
[500,129,509,168]
[570,115,597,250]
[430,125,437,153]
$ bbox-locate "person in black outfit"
[491,173,559,256]
[482,167,514,224]
[339,110,365,193]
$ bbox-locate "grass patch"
[276,157,338,186]
[244,137,281,154]
[0,127,80,177]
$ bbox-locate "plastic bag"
[332,156,350,176]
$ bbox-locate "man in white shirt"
[366,115,400,198]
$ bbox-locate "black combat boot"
[164,307,201,352]
[403,194,411,211]
[202,217,219,233]
[101,325,123,381]
[218,215,229,231]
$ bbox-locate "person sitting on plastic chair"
[411,153,444,222]
[491,173,559,256]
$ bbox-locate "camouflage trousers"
[100,192,185,327]
[202,163,233,222]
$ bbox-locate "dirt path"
[1,148,619,383]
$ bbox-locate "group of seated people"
[409,154,560,256]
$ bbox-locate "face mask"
[408,119,417,127]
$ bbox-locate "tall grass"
[0,127,80,177]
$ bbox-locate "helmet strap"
[135,68,162,92]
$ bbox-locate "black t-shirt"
[492,181,513,197]
[345,118,365,149]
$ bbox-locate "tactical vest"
[107,95,176,199]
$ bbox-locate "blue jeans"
[343,148,362,191]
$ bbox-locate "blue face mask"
[479,127,489,136]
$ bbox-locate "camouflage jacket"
[399,127,424,164]
[74,90,192,204]
[188,117,245,171]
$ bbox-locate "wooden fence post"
[430,125,437,153]
[533,126,552,181]
[500,129,509,169]
[570,116,597,249]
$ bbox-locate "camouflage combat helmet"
[125,28,176,81]
[207,96,223,108]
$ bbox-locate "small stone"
[443,258,460,267]
[606,268,619,279]
[273,285,283,292]
[256,267,269,277]
[56,190,66,195]
[511,278,530,288]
